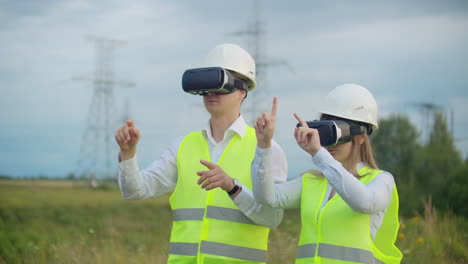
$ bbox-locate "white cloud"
[1,1,468,176]
[309,15,468,54]
[266,14,468,90]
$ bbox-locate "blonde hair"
[346,134,379,178]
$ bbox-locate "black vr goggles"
[296,119,369,147]
[182,67,248,96]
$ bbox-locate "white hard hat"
[320,84,379,130]
[204,43,256,91]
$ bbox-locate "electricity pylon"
[75,36,134,186]
[230,0,292,123]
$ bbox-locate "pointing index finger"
[294,113,308,127]
[200,160,217,170]
[271,97,278,117]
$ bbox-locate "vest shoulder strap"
[302,170,324,179]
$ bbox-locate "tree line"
[372,112,468,217]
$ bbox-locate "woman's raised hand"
[294,113,321,156]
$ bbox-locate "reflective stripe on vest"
[173,206,259,225]
[201,241,267,262]
[170,242,198,256]
[173,208,205,221]
[169,241,267,262]
[296,243,317,259]
[297,243,385,264]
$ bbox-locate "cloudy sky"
[1,0,467,178]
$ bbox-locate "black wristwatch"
[227,179,241,196]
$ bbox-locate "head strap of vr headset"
[321,114,371,136]
[347,120,371,135]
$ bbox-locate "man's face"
[203,89,246,115]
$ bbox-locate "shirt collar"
[202,114,247,140]
[357,162,365,170]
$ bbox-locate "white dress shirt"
[118,115,288,228]
[251,146,395,239]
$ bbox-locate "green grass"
[0,180,171,264]
[0,180,467,263]
[396,199,468,264]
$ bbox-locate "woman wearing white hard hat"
[252,84,403,264]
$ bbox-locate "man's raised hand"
[115,119,141,160]
[254,97,278,148]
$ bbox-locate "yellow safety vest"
[296,167,403,264]
[168,126,270,264]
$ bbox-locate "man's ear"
[239,89,247,100]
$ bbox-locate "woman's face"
[326,141,353,163]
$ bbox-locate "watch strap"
[227,184,240,196]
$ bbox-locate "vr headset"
[182,67,248,95]
[296,120,369,147]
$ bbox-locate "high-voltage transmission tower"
[231,0,291,123]
[411,102,444,143]
[75,36,134,185]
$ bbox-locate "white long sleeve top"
[251,146,395,239]
[118,115,288,228]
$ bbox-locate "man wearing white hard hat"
[115,43,287,263]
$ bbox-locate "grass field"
[1,179,467,264]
